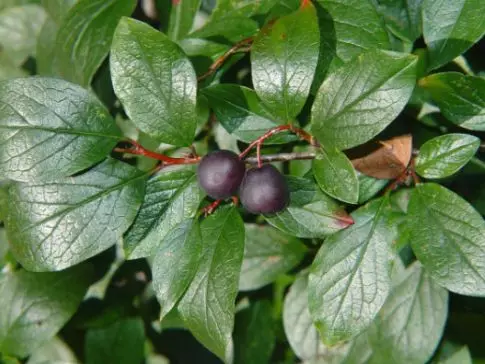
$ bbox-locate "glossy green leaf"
[415,133,479,178]
[168,0,200,41]
[265,176,354,239]
[239,224,306,291]
[420,72,485,131]
[311,50,417,150]
[373,0,424,41]
[368,262,448,364]
[357,173,389,204]
[0,77,122,182]
[111,17,197,146]
[202,84,295,143]
[6,158,146,271]
[408,183,485,296]
[0,5,46,66]
[210,0,277,19]
[153,220,202,319]
[27,336,79,364]
[188,16,259,43]
[314,0,390,68]
[234,300,275,364]
[308,197,395,345]
[123,166,204,259]
[0,265,92,357]
[178,206,245,361]
[0,53,27,81]
[439,346,472,364]
[55,0,136,86]
[422,0,485,70]
[251,2,319,120]
[313,147,359,204]
[85,318,144,364]
[41,0,77,23]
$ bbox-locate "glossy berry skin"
[240,164,290,214]
[197,150,246,199]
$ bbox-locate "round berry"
[197,150,246,199]
[239,164,290,214]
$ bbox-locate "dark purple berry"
[239,164,290,214]
[197,150,246,199]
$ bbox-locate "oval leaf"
[308,197,395,345]
[55,0,136,86]
[178,206,245,362]
[264,176,354,239]
[419,72,485,131]
[239,224,306,291]
[313,147,359,204]
[422,0,485,70]
[408,183,485,296]
[311,50,417,150]
[0,77,121,182]
[374,0,424,41]
[415,133,479,178]
[368,262,448,364]
[251,2,319,120]
[6,158,146,271]
[0,265,92,357]
[111,17,197,146]
[123,165,204,259]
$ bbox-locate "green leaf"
[408,183,485,296]
[265,176,354,239]
[27,336,79,364]
[6,158,146,271]
[0,77,121,182]
[234,300,275,364]
[36,16,59,76]
[188,16,259,43]
[239,224,306,291]
[308,197,395,345]
[313,147,359,204]
[438,346,472,364]
[153,220,202,319]
[415,133,479,178]
[0,0,40,12]
[111,17,197,146]
[55,0,136,86]
[0,5,46,66]
[202,84,295,143]
[41,0,77,23]
[167,0,201,41]
[314,0,390,69]
[123,166,204,259]
[210,0,277,19]
[373,0,424,41]
[0,53,27,81]
[178,206,245,361]
[311,50,417,150]
[422,0,485,70]
[368,262,448,364]
[85,318,145,364]
[419,72,485,131]
[251,2,319,120]
[357,173,389,204]
[0,265,92,357]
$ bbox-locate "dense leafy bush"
[1,0,485,363]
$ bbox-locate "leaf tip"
[335,210,354,228]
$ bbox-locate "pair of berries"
[197,150,289,214]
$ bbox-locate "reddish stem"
[201,199,222,216]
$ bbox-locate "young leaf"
[167,0,201,41]
[0,265,92,357]
[152,220,202,320]
[408,183,485,296]
[368,262,448,364]
[239,224,306,291]
[415,133,479,179]
[234,300,275,364]
[178,206,245,361]
[202,84,295,143]
[313,147,359,204]
[251,2,319,120]
[85,318,145,364]
[123,166,204,259]
[419,72,485,131]
[373,0,424,41]
[111,17,197,146]
[264,176,354,239]
[6,158,146,271]
[311,51,417,150]
[308,197,395,345]
[0,5,46,66]
[422,0,485,70]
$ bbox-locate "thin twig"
[245,151,317,164]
